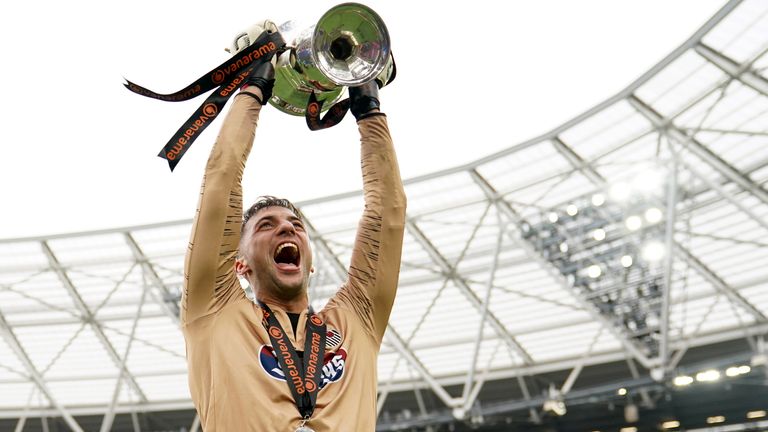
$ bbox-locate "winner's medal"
[295,419,315,432]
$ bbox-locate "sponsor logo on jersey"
[259,345,347,389]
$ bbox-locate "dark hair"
[242,196,305,234]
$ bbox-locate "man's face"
[238,206,313,300]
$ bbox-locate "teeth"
[274,242,300,265]
[276,242,298,254]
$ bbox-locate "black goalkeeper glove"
[241,61,275,105]
[349,81,382,121]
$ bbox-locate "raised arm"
[334,85,407,343]
[181,76,269,325]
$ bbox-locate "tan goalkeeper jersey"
[181,90,406,431]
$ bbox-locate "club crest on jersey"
[259,345,347,389]
[326,328,343,349]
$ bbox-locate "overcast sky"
[0,0,725,239]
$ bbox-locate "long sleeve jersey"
[181,90,406,431]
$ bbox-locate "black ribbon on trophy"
[304,92,352,131]
[124,3,395,172]
[125,31,285,171]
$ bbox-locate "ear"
[235,257,251,277]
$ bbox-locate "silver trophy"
[270,3,395,116]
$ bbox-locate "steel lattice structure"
[1,0,767,430]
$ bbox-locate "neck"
[256,291,309,314]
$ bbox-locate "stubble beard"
[268,269,308,301]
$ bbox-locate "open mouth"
[273,242,300,269]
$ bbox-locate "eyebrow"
[254,214,303,225]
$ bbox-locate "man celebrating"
[181,22,406,431]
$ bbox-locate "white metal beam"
[628,94,768,205]
[0,312,84,432]
[190,414,200,432]
[676,156,768,234]
[625,358,654,408]
[124,232,180,322]
[695,42,768,97]
[673,244,767,322]
[660,160,679,371]
[13,417,26,432]
[41,241,148,402]
[131,411,142,432]
[376,389,389,417]
[406,219,535,365]
[461,213,504,403]
[100,274,149,432]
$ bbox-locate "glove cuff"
[355,111,386,121]
[349,83,381,121]
[242,62,275,104]
[237,90,267,105]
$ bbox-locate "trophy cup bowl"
[270,3,395,116]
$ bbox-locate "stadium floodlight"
[516,187,669,358]
[632,168,666,195]
[706,416,725,424]
[548,212,559,223]
[695,370,721,382]
[592,228,606,241]
[673,375,694,386]
[644,207,663,224]
[543,386,567,416]
[661,420,680,429]
[592,193,606,206]
[624,403,639,423]
[587,264,602,278]
[610,182,632,202]
[625,215,643,231]
[542,398,567,416]
[641,241,666,261]
[725,365,750,377]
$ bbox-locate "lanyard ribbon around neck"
[124,31,285,171]
[258,301,327,420]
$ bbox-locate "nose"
[276,219,296,235]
